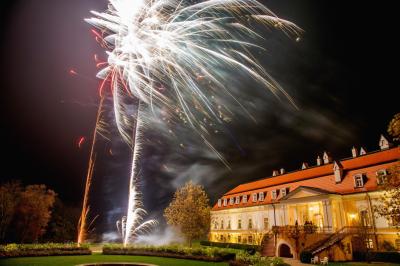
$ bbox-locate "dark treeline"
[0,181,80,243]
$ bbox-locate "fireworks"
[77,96,105,245]
[85,0,300,245]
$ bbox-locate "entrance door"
[279,243,293,258]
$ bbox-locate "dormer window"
[229,197,234,205]
[223,198,227,206]
[376,169,388,185]
[235,196,240,204]
[271,190,278,200]
[259,192,265,201]
[252,193,257,202]
[280,187,289,197]
[354,174,365,188]
[243,195,248,203]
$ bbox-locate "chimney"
[272,170,279,176]
[301,162,309,170]
[333,161,343,183]
[379,135,391,150]
[351,147,358,158]
[280,168,285,175]
[323,151,332,164]
[359,147,367,155]
[317,156,322,166]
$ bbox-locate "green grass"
[0,254,229,266]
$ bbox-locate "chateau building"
[210,135,400,261]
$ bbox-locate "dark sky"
[0,1,398,235]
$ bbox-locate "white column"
[322,200,333,232]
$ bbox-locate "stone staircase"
[261,232,275,257]
[305,226,361,255]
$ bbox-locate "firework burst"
[85,0,301,245]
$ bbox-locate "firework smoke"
[85,0,300,245]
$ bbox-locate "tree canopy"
[164,181,211,246]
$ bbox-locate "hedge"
[353,251,400,263]
[103,244,236,262]
[200,241,260,252]
[0,243,91,258]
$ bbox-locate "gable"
[289,189,321,199]
[282,186,332,200]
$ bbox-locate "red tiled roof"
[212,147,399,211]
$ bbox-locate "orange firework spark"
[77,96,105,245]
[78,136,85,149]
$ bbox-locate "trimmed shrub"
[200,241,260,252]
[299,250,312,263]
[353,251,400,263]
[371,251,400,263]
[102,244,236,262]
[0,243,91,258]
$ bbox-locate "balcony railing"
[271,225,334,236]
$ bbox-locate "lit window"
[243,195,248,203]
[221,220,224,229]
[223,198,227,206]
[271,190,277,199]
[376,169,388,185]
[229,197,234,205]
[280,188,288,197]
[217,199,222,207]
[366,239,373,249]
[252,193,257,202]
[248,218,253,229]
[396,239,400,250]
[354,174,364,188]
[235,196,240,204]
[238,219,242,229]
[264,217,269,229]
[259,192,264,201]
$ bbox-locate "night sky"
[0,1,398,236]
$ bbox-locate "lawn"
[329,263,400,266]
[0,254,229,266]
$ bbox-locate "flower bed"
[103,244,236,262]
[229,251,289,266]
[0,243,91,258]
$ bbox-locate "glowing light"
[349,213,357,219]
[85,0,301,245]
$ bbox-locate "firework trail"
[86,0,301,245]
[77,96,105,245]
